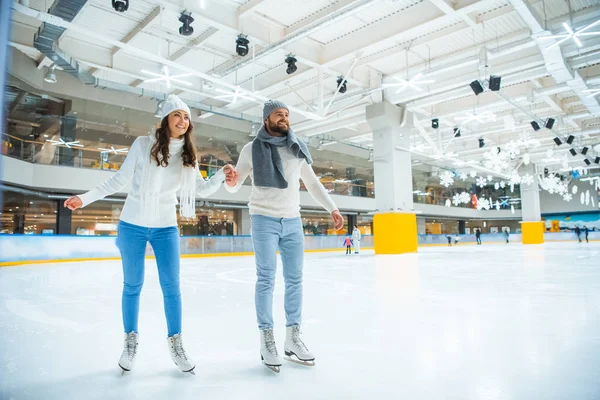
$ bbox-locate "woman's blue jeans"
[116,220,182,336]
[251,215,304,329]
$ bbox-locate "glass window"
[1,189,57,234]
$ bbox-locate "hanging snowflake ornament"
[581,192,585,204]
[572,185,578,195]
[476,197,491,210]
[459,192,471,204]
[511,205,515,214]
[470,171,477,178]
[445,198,452,207]
[499,181,506,189]
[476,176,488,188]
[496,200,500,211]
[586,190,590,206]
[460,172,469,181]
[521,174,534,186]
[563,193,573,202]
[509,171,522,186]
[494,182,500,190]
[439,170,455,187]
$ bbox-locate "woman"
[64,95,235,375]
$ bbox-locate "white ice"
[1,242,600,400]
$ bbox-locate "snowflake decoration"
[470,171,477,178]
[494,182,499,190]
[452,192,471,206]
[520,174,534,186]
[509,172,522,186]
[499,181,506,189]
[511,205,515,214]
[476,176,488,188]
[581,192,585,205]
[439,171,455,187]
[483,150,509,172]
[572,185,578,195]
[586,190,590,206]
[495,200,500,211]
[460,172,469,181]
[476,197,491,210]
[562,193,573,202]
[445,199,452,207]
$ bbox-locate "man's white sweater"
[225,141,337,218]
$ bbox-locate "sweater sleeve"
[195,167,225,198]
[77,136,144,208]
[300,161,338,214]
[224,142,252,193]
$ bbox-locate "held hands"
[331,210,344,231]
[223,164,238,187]
[64,196,83,210]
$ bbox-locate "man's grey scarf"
[252,125,313,189]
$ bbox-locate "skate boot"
[284,325,315,366]
[167,333,196,375]
[118,331,139,374]
[260,328,282,373]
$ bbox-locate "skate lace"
[126,333,138,360]
[174,336,188,361]
[264,329,278,356]
[291,326,309,352]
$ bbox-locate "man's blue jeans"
[116,220,182,336]
[251,215,304,329]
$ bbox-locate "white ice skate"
[260,328,282,373]
[118,331,139,375]
[167,333,196,375]
[284,325,315,366]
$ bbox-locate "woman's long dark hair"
[150,115,197,168]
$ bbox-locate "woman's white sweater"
[78,136,224,228]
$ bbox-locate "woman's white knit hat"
[159,94,191,119]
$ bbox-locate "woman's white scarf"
[139,135,197,221]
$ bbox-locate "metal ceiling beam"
[237,0,266,18]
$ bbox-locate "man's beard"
[268,120,289,135]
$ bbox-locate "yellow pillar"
[374,212,418,254]
[521,221,545,244]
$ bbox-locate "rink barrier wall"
[0,232,598,266]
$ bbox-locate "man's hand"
[331,210,344,231]
[223,164,238,187]
[64,196,83,210]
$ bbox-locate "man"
[584,225,589,243]
[475,228,482,245]
[225,100,344,373]
[575,226,582,243]
[352,225,362,254]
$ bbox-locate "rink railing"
[0,232,597,265]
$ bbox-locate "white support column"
[520,163,541,222]
[367,102,414,213]
[366,102,418,254]
[519,163,545,244]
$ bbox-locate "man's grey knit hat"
[263,99,289,121]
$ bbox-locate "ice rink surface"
[1,242,600,400]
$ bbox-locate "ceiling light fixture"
[141,66,193,88]
[99,146,128,155]
[111,0,128,12]
[178,11,194,36]
[336,76,347,94]
[46,138,84,148]
[214,86,256,104]
[455,111,496,124]
[236,34,249,57]
[382,73,435,93]
[539,20,600,49]
[44,65,57,83]
[285,55,297,75]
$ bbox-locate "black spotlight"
[544,167,549,176]
[566,135,575,144]
[285,55,297,75]
[530,121,541,131]
[453,127,461,137]
[570,148,577,156]
[595,156,600,164]
[584,159,591,166]
[553,137,562,146]
[337,76,347,94]
[582,146,589,155]
[479,138,485,148]
[178,12,194,36]
[112,0,128,12]
[236,34,249,57]
[489,75,501,91]
[432,118,439,129]
[470,80,484,95]
[545,118,555,130]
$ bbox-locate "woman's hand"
[63,196,83,210]
[223,164,238,187]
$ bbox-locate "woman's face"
[167,110,190,138]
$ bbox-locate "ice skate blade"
[284,352,315,366]
[119,364,131,375]
[261,356,281,373]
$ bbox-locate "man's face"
[266,108,290,135]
